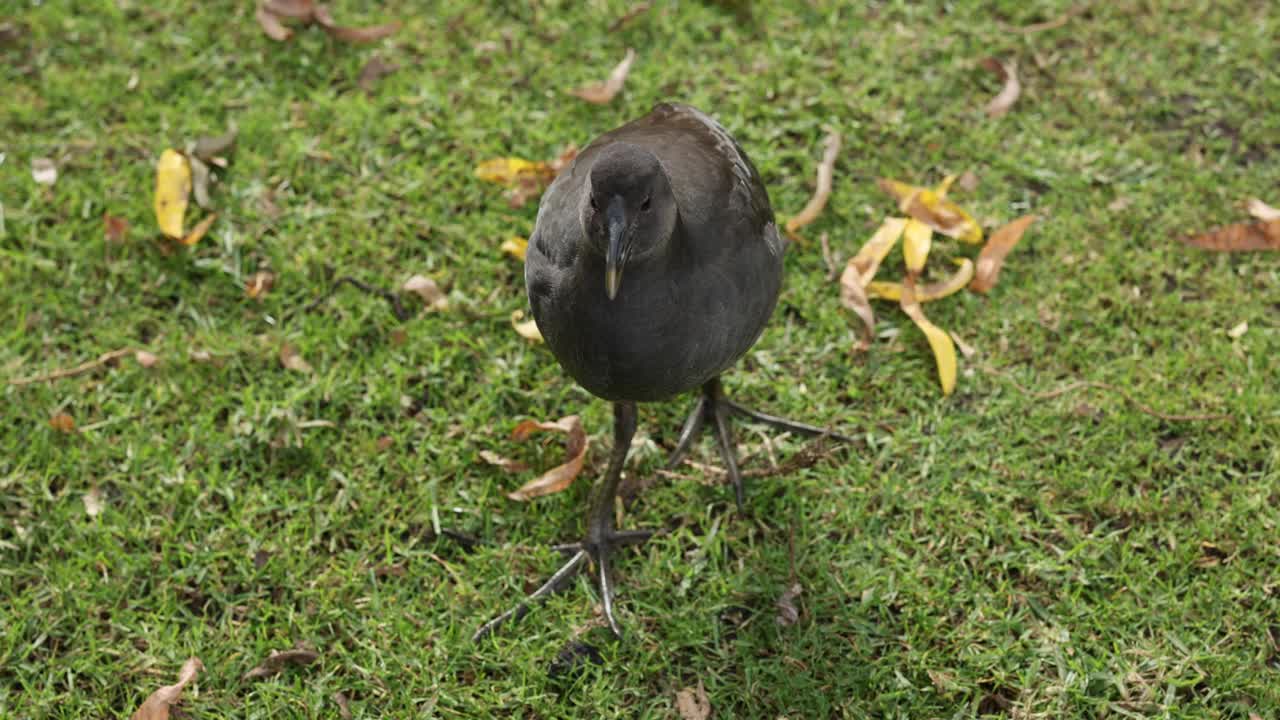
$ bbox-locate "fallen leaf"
[263,0,314,19]
[190,349,214,363]
[357,55,399,93]
[848,217,907,285]
[867,259,974,302]
[900,277,957,396]
[877,178,983,244]
[49,412,76,433]
[104,213,129,243]
[785,130,841,241]
[256,4,293,40]
[970,214,1037,293]
[179,213,216,246]
[243,648,320,680]
[83,487,104,517]
[476,146,578,209]
[154,149,191,239]
[675,681,711,720]
[245,270,276,300]
[1227,321,1248,339]
[191,127,238,162]
[402,275,448,310]
[776,582,802,626]
[902,219,933,274]
[1182,219,1280,252]
[188,156,213,209]
[31,157,57,186]
[1245,198,1280,221]
[511,310,543,343]
[949,330,977,358]
[500,236,528,261]
[333,692,353,720]
[981,57,1021,118]
[933,174,957,198]
[129,657,202,720]
[257,1,398,43]
[314,6,401,43]
[475,157,546,186]
[506,415,588,501]
[279,344,313,374]
[838,262,876,352]
[479,450,530,473]
[135,350,159,368]
[569,48,636,104]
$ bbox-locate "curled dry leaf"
[479,449,530,473]
[949,330,977,358]
[242,648,320,681]
[357,55,399,93]
[849,217,907,285]
[154,149,191,239]
[49,412,76,433]
[1182,219,1280,252]
[981,57,1021,118]
[402,275,449,310]
[501,236,529,261]
[179,213,216,246]
[675,681,711,720]
[83,487,104,517]
[838,262,876,352]
[135,350,159,368]
[130,657,202,720]
[506,415,588,501]
[263,0,314,20]
[188,156,213,209]
[902,218,933,274]
[877,178,982,244]
[257,0,398,43]
[1245,198,1280,222]
[32,157,57,186]
[785,130,841,241]
[569,48,636,104]
[191,126,238,162]
[776,582,803,626]
[511,310,543,343]
[256,4,293,40]
[333,691,353,720]
[104,213,129,243]
[971,214,1037,293]
[245,270,276,300]
[867,259,974,302]
[279,343,313,374]
[901,277,957,396]
[313,5,401,43]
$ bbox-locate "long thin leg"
[584,402,637,637]
[665,394,707,470]
[706,378,746,511]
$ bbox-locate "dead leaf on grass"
[569,48,636,104]
[357,55,399,93]
[877,178,983,244]
[154,149,191,239]
[476,146,578,209]
[1245,198,1280,222]
[776,582,802,626]
[1182,218,1280,252]
[675,681,711,720]
[135,350,159,368]
[104,213,129,243]
[279,344,313,374]
[49,412,76,433]
[402,275,449,310]
[838,262,876,352]
[511,310,543,343]
[32,157,57,186]
[333,691,353,720]
[314,5,401,43]
[179,212,216,246]
[129,657,202,720]
[901,277,957,396]
[83,487,104,517]
[479,450,530,473]
[256,4,294,40]
[867,258,974,302]
[848,217,907,285]
[981,57,1021,118]
[257,1,399,43]
[243,648,320,680]
[970,214,1037,293]
[1227,321,1248,339]
[501,236,529,261]
[902,218,933,274]
[191,126,238,162]
[506,415,588,501]
[245,271,276,300]
[785,130,841,241]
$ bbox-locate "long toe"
[727,400,859,445]
[473,549,589,642]
[665,394,708,470]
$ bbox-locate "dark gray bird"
[476,102,853,640]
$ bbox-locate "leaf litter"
[980,57,1021,118]
[785,129,841,242]
[242,647,320,681]
[568,48,636,104]
[476,145,579,209]
[129,657,202,720]
[505,415,589,501]
[675,680,711,720]
[256,0,400,43]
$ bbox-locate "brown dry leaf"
[971,214,1037,293]
[981,57,1021,118]
[245,271,276,300]
[675,681,711,720]
[314,6,401,43]
[506,415,588,501]
[279,344,313,374]
[569,48,636,104]
[511,310,543,343]
[1245,198,1280,221]
[357,55,399,93]
[333,692,353,720]
[189,156,213,209]
[135,350,159,368]
[83,487,104,517]
[32,157,57,186]
[402,275,449,310]
[848,217,907,285]
[263,0,315,20]
[191,127,238,162]
[900,277,957,396]
[877,178,983,244]
[179,213,216,246]
[256,4,294,40]
[130,657,202,720]
[867,259,974,302]
[104,213,129,243]
[479,450,530,473]
[49,412,76,433]
[1182,219,1280,252]
[838,262,876,352]
[243,648,320,681]
[776,582,802,626]
[785,130,841,241]
[154,149,191,239]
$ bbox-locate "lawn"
[2,1,1279,717]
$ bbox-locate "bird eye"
[640,197,651,212]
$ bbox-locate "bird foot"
[473,528,654,642]
[666,377,856,509]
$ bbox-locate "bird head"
[582,143,677,300]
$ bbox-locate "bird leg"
[474,401,652,641]
[667,376,857,510]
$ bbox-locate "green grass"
[3,1,1279,717]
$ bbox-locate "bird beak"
[604,197,627,300]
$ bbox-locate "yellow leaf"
[900,277,957,396]
[179,213,216,246]
[154,149,191,239]
[877,177,983,244]
[511,310,543,343]
[501,236,528,261]
[934,174,957,198]
[848,217,907,286]
[902,219,933,273]
[866,259,974,302]
[475,157,547,186]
